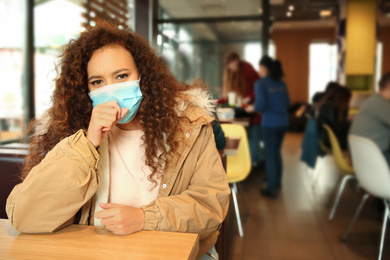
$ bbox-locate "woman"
[223,52,262,167]
[316,85,351,151]
[6,25,230,259]
[223,52,259,103]
[246,56,290,198]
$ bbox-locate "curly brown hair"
[21,24,183,181]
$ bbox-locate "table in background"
[0,219,199,260]
[217,106,253,128]
[220,118,251,127]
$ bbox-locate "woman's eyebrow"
[87,68,130,82]
[87,75,100,82]
[112,68,130,75]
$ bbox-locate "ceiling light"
[289,5,294,11]
[286,11,292,17]
[320,10,332,17]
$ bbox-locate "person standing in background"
[223,52,259,103]
[246,56,290,199]
[222,52,263,168]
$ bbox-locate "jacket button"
[186,133,190,137]
[162,184,167,188]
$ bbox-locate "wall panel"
[271,28,335,103]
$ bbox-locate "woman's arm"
[254,80,267,112]
[6,130,100,233]
[141,125,231,240]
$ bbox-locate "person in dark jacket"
[316,85,351,151]
[312,82,339,104]
[246,56,290,198]
[211,118,226,152]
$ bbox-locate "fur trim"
[176,88,216,118]
[33,111,51,137]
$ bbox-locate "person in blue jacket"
[246,56,290,198]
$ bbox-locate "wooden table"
[0,219,199,260]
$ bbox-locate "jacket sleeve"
[284,82,291,109]
[141,125,231,240]
[254,79,267,112]
[6,130,100,233]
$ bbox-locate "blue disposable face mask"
[88,79,143,124]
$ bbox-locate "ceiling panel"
[159,0,389,42]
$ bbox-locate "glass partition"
[0,0,26,142]
[158,21,275,99]
[34,0,86,117]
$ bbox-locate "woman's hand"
[245,105,255,113]
[86,101,128,147]
[95,203,145,235]
[242,97,251,105]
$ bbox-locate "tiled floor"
[228,132,390,260]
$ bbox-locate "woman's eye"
[91,80,103,85]
[116,74,128,80]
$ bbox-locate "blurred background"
[3,1,390,260]
[1,0,389,143]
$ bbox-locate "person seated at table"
[316,85,351,151]
[6,24,230,260]
[246,56,290,199]
[350,72,390,165]
[311,81,339,104]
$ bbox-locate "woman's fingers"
[101,100,122,119]
[87,100,124,147]
[120,108,129,119]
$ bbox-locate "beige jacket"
[6,95,230,259]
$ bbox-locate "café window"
[244,42,276,70]
[308,42,337,102]
[35,0,135,117]
[0,0,134,143]
[34,0,87,117]
[0,0,26,142]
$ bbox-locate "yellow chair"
[311,140,332,188]
[220,123,251,237]
[323,124,356,221]
[319,140,332,155]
